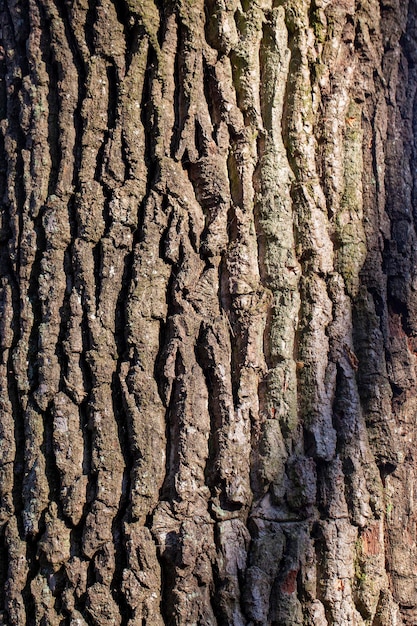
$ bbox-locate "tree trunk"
[1,0,416,624]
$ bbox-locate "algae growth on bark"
[0,0,417,624]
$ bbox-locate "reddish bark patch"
[361,524,380,556]
[407,336,417,356]
[281,569,298,594]
[388,312,406,338]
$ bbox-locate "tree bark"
[1,0,417,624]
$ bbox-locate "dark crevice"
[330,363,351,454]
[218,250,231,314]
[92,240,102,313]
[90,63,119,239]
[57,246,74,394]
[51,566,67,618]
[259,17,275,133]
[169,18,182,158]
[108,0,136,73]
[387,294,412,336]
[26,214,46,394]
[120,133,132,182]
[229,47,248,121]
[69,508,88,562]
[52,0,88,193]
[101,183,114,238]
[76,311,95,518]
[369,287,385,320]
[195,323,222,498]
[3,0,27,284]
[22,522,45,626]
[141,46,160,190]
[229,310,243,410]
[202,56,222,134]
[157,194,171,258]
[0,72,24,543]
[107,63,119,131]
[84,0,96,56]
[110,377,133,626]
[112,376,133,509]
[194,118,206,159]
[165,244,185,317]
[0,54,7,216]
[125,18,143,76]
[8,347,25,532]
[5,0,30,49]
[37,2,61,198]
[227,150,244,212]
[157,531,178,626]
[154,316,169,409]
[159,350,185,501]
[159,567,177,626]
[0,527,8,619]
[111,529,133,625]
[0,548,11,626]
[41,403,63,513]
[10,146,25,278]
[160,205,178,265]
[85,473,99,518]
[114,249,133,359]
[260,293,273,373]
[281,25,301,177]
[75,561,97,626]
[378,462,397,486]
[411,81,417,223]
[315,459,331,520]
[312,523,333,625]
[154,0,166,49]
[252,111,273,382]
[111,538,132,625]
[79,398,92,478]
[220,203,240,410]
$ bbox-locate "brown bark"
[0,0,417,624]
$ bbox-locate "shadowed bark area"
[0,0,417,624]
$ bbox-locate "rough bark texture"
[1,0,417,624]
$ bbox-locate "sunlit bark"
[0,0,417,624]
